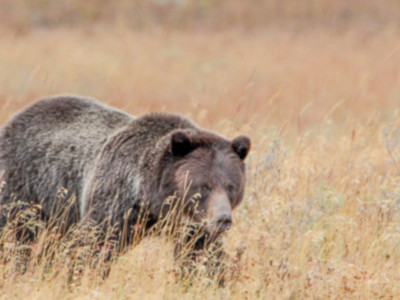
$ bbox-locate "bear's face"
[170,131,250,237]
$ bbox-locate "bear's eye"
[227,184,235,194]
[200,184,211,196]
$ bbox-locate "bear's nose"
[216,215,232,233]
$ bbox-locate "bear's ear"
[231,135,251,160]
[171,131,193,157]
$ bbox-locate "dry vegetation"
[1,1,400,299]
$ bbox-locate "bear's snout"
[215,214,232,233]
[206,188,233,235]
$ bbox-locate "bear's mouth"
[184,214,233,239]
[204,219,232,237]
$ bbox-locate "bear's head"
[162,130,250,237]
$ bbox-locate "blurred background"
[1,0,400,32]
[1,0,400,136]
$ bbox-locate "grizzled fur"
[0,95,250,265]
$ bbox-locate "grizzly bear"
[0,95,250,270]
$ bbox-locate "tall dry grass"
[1,14,400,299]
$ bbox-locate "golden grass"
[1,24,400,298]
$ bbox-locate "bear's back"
[1,95,132,137]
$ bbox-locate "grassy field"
[1,6,400,299]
